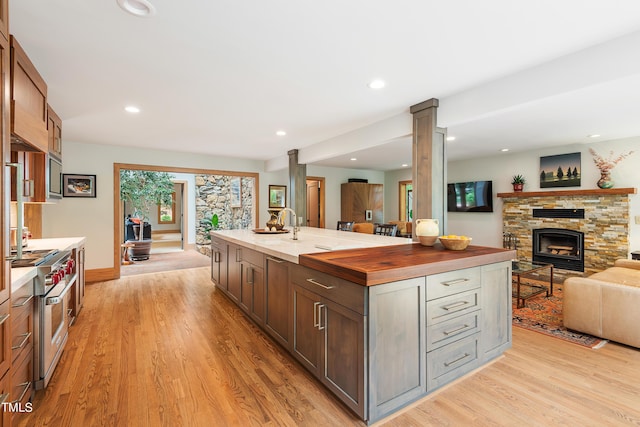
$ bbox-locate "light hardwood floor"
[17,267,640,426]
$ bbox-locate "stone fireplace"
[532,228,584,272]
[498,188,636,281]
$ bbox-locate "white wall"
[383,168,413,223]
[447,137,640,253]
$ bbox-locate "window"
[158,191,176,224]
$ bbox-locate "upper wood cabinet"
[340,182,384,224]
[10,36,48,152]
[47,105,62,159]
[0,0,7,42]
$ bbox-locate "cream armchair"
[563,259,640,348]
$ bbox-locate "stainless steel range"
[33,250,76,389]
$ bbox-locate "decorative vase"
[512,183,524,192]
[415,218,439,246]
[597,171,614,189]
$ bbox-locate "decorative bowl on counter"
[438,235,472,251]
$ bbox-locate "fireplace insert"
[532,228,584,272]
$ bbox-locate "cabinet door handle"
[23,179,34,198]
[442,278,469,286]
[11,294,34,308]
[0,313,9,325]
[236,248,242,262]
[306,278,334,290]
[442,301,468,311]
[444,353,471,367]
[313,302,320,328]
[11,332,32,350]
[11,382,31,404]
[443,324,470,336]
[266,256,284,263]
[214,251,220,263]
[318,304,326,330]
[247,267,254,284]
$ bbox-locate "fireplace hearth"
[533,228,584,272]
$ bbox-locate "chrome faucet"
[277,208,298,240]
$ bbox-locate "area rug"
[512,282,608,349]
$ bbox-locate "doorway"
[399,180,413,221]
[151,181,185,254]
[306,176,325,228]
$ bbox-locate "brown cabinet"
[0,0,7,42]
[9,282,34,417]
[10,150,46,203]
[240,260,264,324]
[340,182,383,224]
[210,237,228,292]
[47,106,62,159]
[264,256,290,348]
[10,36,48,152]
[0,300,10,381]
[291,266,366,419]
[227,245,242,303]
[76,245,86,316]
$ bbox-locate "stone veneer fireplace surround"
[498,187,636,281]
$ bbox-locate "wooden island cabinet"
[211,229,514,424]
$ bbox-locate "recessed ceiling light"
[501,148,509,152]
[350,158,357,161]
[276,130,286,136]
[401,163,409,168]
[446,136,456,141]
[589,134,601,138]
[124,105,140,113]
[117,0,156,17]
[368,79,385,89]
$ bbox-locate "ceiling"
[9,1,640,171]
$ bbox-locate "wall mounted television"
[447,181,493,212]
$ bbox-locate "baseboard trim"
[86,268,117,283]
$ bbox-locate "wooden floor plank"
[16,266,640,426]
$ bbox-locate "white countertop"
[212,227,413,264]
[10,237,87,292]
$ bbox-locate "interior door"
[306,179,320,228]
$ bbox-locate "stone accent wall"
[502,192,631,281]
[195,175,255,255]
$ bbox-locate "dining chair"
[374,223,398,237]
[352,223,374,234]
[337,221,354,231]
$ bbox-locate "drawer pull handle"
[11,382,31,404]
[318,304,326,331]
[442,301,468,311]
[306,278,334,290]
[214,251,221,263]
[443,324,470,336]
[313,302,321,328]
[12,294,34,308]
[444,353,470,367]
[12,332,32,350]
[266,256,284,263]
[236,248,242,262]
[0,393,8,405]
[0,313,9,325]
[442,278,469,286]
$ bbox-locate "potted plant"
[511,175,526,192]
[120,170,175,260]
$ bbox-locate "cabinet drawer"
[237,246,264,267]
[10,346,33,408]
[10,284,34,332]
[426,289,480,325]
[291,265,366,315]
[10,308,32,364]
[427,333,479,392]
[426,267,481,301]
[427,311,480,351]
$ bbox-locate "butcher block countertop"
[299,243,516,286]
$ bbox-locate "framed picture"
[63,174,96,197]
[269,185,286,209]
[230,177,242,207]
[539,152,581,188]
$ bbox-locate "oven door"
[39,277,74,387]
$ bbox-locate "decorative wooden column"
[410,98,447,239]
[288,149,306,226]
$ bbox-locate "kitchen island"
[211,228,514,424]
